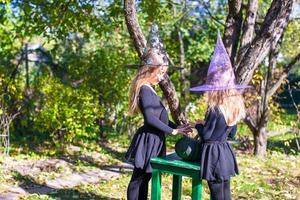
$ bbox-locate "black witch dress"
[125,85,177,173]
[195,107,239,181]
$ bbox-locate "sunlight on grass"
[1,128,299,200]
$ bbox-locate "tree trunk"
[177,27,190,106]
[124,0,187,124]
[253,126,268,156]
[173,1,189,107]
[123,0,146,58]
[236,0,258,67]
[223,0,243,61]
[160,74,187,124]
[235,0,293,85]
[240,0,259,49]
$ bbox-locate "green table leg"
[151,169,161,200]
[172,175,182,200]
[191,175,202,200]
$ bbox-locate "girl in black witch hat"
[125,32,192,199]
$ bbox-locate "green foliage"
[186,30,216,63]
[0,0,140,145]
[281,21,300,62]
[268,132,300,155]
[31,77,100,143]
[0,0,298,154]
[0,0,299,198]
[186,95,207,122]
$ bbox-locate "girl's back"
[196,107,237,142]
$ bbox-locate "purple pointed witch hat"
[190,32,252,92]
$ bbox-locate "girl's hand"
[176,127,192,137]
[177,123,193,129]
[172,126,193,137]
[192,119,204,126]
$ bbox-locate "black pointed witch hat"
[125,23,182,70]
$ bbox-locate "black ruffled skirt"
[200,141,238,181]
[125,126,166,173]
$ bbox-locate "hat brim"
[124,64,183,70]
[190,84,253,92]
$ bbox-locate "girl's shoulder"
[206,106,228,122]
[207,106,221,115]
[141,84,156,92]
[139,85,157,98]
[140,84,151,91]
[204,107,219,120]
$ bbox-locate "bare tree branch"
[124,0,146,57]
[240,0,259,47]
[287,82,300,151]
[262,37,280,106]
[202,2,225,26]
[177,27,190,102]
[223,0,243,62]
[267,52,300,97]
[4,52,24,93]
[235,0,294,85]
[236,0,258,68]
[254,39,280,133]
[174,0,190,102]
[244,115,257,133]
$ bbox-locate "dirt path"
[0,156,132,199]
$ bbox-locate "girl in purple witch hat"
[191,33,251,200]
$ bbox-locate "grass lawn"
[0,130,299,200]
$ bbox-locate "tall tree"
[124,0,187,124]
[223,0,296,156]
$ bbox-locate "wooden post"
[151,169,161,200]
[172,175,182,200]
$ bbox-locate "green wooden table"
[150,153,202,200]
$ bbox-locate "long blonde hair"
[205,89,246,126]
[128,49,167,115]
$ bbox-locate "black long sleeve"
[195,109,217,140]
[168,120,178,129]
[139,86,174,134]
[228,125,237,139]
[195,107,239,142]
